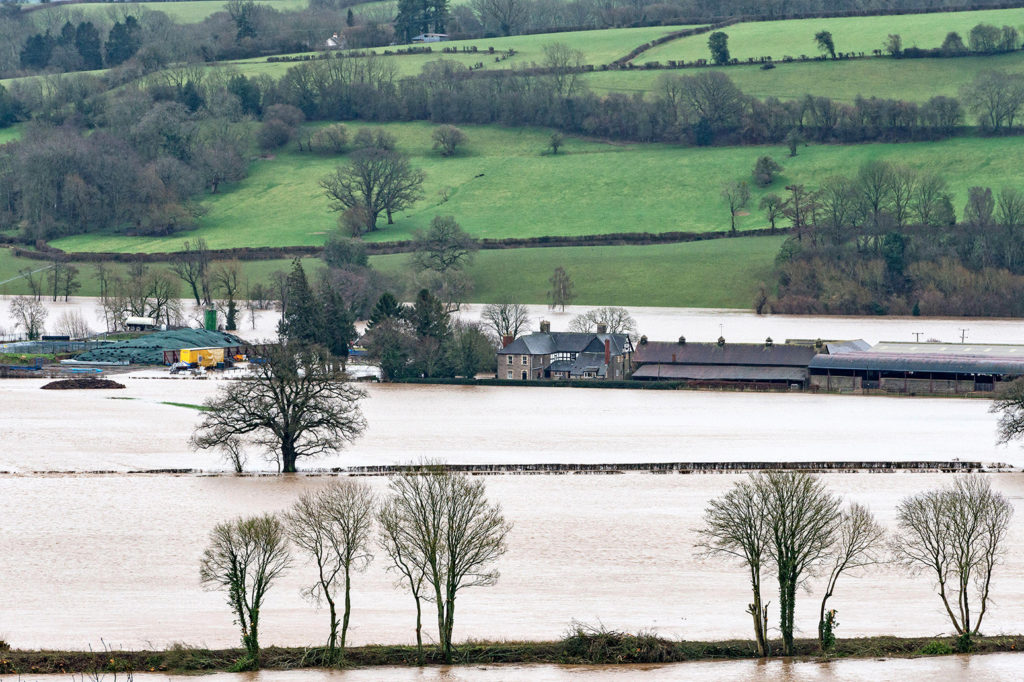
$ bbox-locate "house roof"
[632,341,816,367]
[632,364,807,382]
[549,352,609,377]
[499,332,630,356]
[809,352,1024,375]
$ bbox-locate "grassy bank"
[1,633,1020,674]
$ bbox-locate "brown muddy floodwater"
[4,653,1024,681]
[0,379,1017,471]
[1,473,1022,651]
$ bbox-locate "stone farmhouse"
[496,321,633,381]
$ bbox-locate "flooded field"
[4,653,1024,681]
[0,377,1015,471]
[7,297,1024,347]
[1,473,1022,651]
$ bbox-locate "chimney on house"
[596,323,608,334]
[502,335,514,348]
[604,339,611,365]
[540,320,551,333]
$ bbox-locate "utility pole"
[913,332,923,342]
[959,328,969,344]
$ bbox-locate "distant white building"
[325,32,345,49]
[412,33,449,43]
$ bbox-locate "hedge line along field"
[32,0,309,24]
[216,24,703,80]
[0,236,781,308]
[640,8,1024,64]
[590,51,1024,102]
[49,122,1024,254]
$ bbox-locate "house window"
[507,370,513,379]
[522,355,528,365]
[552,352,576,362]
[507,356,513,365]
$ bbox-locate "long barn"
[808,342,1024,394]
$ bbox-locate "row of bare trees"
[700,471,1013,656]
[199,466,511,668]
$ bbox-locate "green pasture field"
[0,125,21,145]
[48,122,1024,255]
[372,236,783,307]
[215,24,703,80]
[591,51,1024,102]
[0,235,780,309]
[640,8,1024,64]
[32,0,308,25]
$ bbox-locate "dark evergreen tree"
[708,31,730,65]
[0,85,23,128]
[320,281,357,363]
[346,8,355,26]
[20,33,54,70]
[59,21,77,48]
[74,22,104,70]
[105,16,142,66]
[179,80,205,113]
[279,258,325,344]
[228,74,262,116]
[366,292,403,330]
[411,288,450,341]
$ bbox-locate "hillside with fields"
[3,4,1024,313]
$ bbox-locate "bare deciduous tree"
[547,266,575,312]
[817,503,886,648]
[380,464,512,662]
[190,342,367,473]
[431,125,466,157]
[893,477,1013,638]
[697,477,772,657]
[285,480,375,660]
[199,514,292,666]
[568,306,638,339]
[481,301,530,340]
[169,238,211,306]
[54,309,92,340]
[9,295,47,340]
[378,494,429,663]
[410,215,479,274]
[721,180,750,233]
[320,149,425,235]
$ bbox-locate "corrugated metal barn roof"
[632,364,807,382]
[809,352,1024,375]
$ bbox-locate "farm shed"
[808,343,1024,393]
[71,329,248,366]
[630,338,818,387]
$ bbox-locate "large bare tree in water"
[190,342,366,473]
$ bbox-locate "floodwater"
[1,473,1022,651]
[0,377,1017,471]
[3,654,1024,681]
[6,297,1024,347]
